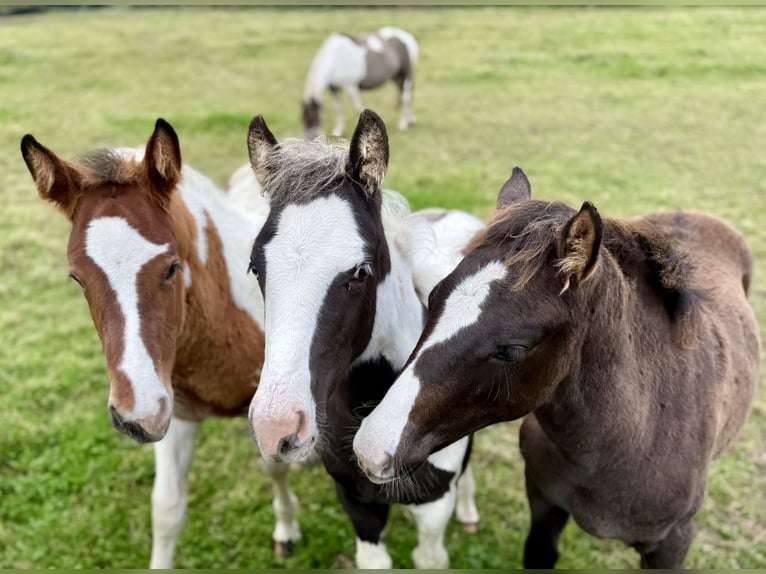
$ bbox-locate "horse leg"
[344,85,365,115]
[149,417,199,568]
[259,459,302,557]
[335,482,392,568]
[397,74,415,131]
[636,518,695,568]
[455,464,480,533]
[330,87,344,137]
[523,468,570,568]
[407,484,456,569]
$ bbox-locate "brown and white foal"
[21,120,300,567]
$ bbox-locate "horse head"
[354,168,606,482]
[246,109,391,463]
[21,120,188,443]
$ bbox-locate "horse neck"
[533,258,655,456]
[170,166,266,339]
[354,226,424,372]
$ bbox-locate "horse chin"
[111,415,169,444]
[362,468,397,485]
[109,404,171,444]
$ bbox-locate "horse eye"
[165,262,181,281]
[247,261,259,280]
[353,262,373,281]
[494,345,527,362]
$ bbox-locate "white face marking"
[251,195,366,428]
[85,216,170,420]
[354,260,507,461]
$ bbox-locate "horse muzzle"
[353,442,396,484]
[249,402,316,463]
[108,397,171,443]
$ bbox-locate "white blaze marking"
[252,195,366,426]
[354,260,507,460]
[86,216,169,419]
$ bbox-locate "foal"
[354,168,760,567]
[246,110,482,568]
[302,27,417,139]
[21,120,300,567]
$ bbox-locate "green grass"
[1,6,765,569]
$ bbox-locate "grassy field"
[1,6,765,569]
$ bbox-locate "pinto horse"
[20,120,301,567]
[246,110,482,568]
[302,27,417,139]
[354,168,761,568]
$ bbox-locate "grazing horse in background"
[20,120,301,568]
[246,110,483,568]
[354,168,761,568]
[302,27,418,139]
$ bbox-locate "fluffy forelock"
[261,137,349,207]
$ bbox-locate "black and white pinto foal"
[245,110,482,568]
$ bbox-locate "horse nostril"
[156,396,170,423]
[380,452,393,475]
[278,433,298,456]
[295,410,308,437]
[109,405,124,428]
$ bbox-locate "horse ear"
[248,114,278,187]
[20,134,82,219]
[348,109,389,197]
[496,167,531,210]
[557,201,603,292]
[144,118,182,201]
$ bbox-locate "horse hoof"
[274,540,294,557]
[462,522,480,534]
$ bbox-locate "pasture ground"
[0,6,764,568]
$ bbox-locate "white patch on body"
[304,33,367,102]
[366,35,384,52]
[85,216,170,419]
[378,26,419,63]
[399,208,485,305]
[354,260,507,461]
[177,164,267,327]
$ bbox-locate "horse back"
[359,36,411,89]
[640,211,753,293]
[640,210,759,457]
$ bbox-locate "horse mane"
[471,199,701,346]
[260,137,349,208]
[76,147,143,187]
[468,200,574,290]
[605,219,702,347]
